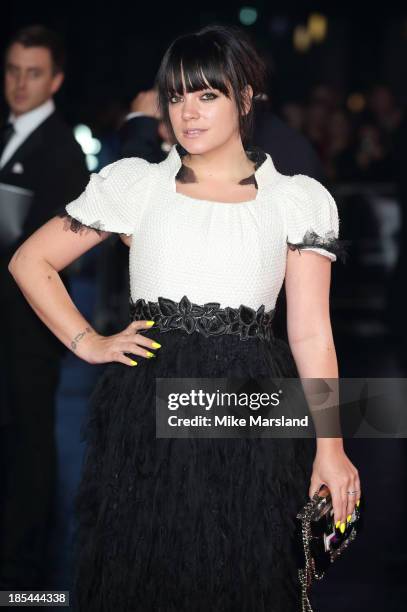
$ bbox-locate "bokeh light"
[307,13,328,43]
[86,154,99,171]
[293,25,312,52]
[74,124,102,156]
[239,7,258,26]
[347,93,366,113]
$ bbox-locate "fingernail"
[146,351,156,358]
[130,360,138,366]
[340,522,345,533]
[146,321,155,327]
[335,520,341,529]
[151,341,161,349]
[356,499,360,507]
[347,514,352,523]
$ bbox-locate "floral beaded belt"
[129,295,275,342]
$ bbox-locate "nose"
[16,73,28,89]
[181,95,200,121]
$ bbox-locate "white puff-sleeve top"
[64,144,343,313]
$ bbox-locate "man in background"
[0,25,88,588]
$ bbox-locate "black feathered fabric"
[71,322,316,612]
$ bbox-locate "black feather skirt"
[71,297,316,612]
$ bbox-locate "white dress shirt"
[0,98,55,169]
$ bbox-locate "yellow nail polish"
[130,360,138,366]
[151,341,161,349]
[356,499,360,507]
[335,520,340,529]
[347,514,352,523]
[340,522,345,534]
[146,351,156,358]
[146,321,155,327]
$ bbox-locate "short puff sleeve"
[285,174,346,262]
[62,157,151,236]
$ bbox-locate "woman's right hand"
[80,320,161,366]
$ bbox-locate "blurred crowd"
[280,83,403,183]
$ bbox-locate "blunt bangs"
[162,38,231,99]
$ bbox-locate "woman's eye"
[201,92,218,100]
[169,95,181,104]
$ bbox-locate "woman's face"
[167,79,244,154]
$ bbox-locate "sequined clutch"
[295,485,364,612]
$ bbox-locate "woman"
[8,25,361,612]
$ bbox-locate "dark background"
[2,1,407,129]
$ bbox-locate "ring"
[347,490,359,495]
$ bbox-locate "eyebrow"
[6,62,44,71]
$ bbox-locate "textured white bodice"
[64,144,340,311]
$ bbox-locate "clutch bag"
[295,484,364,612]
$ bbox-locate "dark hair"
[155,24,267,146]
[5,25,65,75]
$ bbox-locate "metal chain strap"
[298,498,320,612]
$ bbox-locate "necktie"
[0,122,16,157]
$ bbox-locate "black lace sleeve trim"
[287,230,350,263]
[57,211,105,236]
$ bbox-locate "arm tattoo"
[71,326,93,351]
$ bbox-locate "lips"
[183,129,207,137]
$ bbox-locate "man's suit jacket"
[0,110,89,250]
[0,109,89,285]
[0,110,89,425]
[0,107,89,307]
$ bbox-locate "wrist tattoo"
[71,326,93,351]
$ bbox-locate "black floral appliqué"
[129,295,275,342]
[287,229,350,263]
[57,211,105,236]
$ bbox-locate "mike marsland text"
[167,415,309,427]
